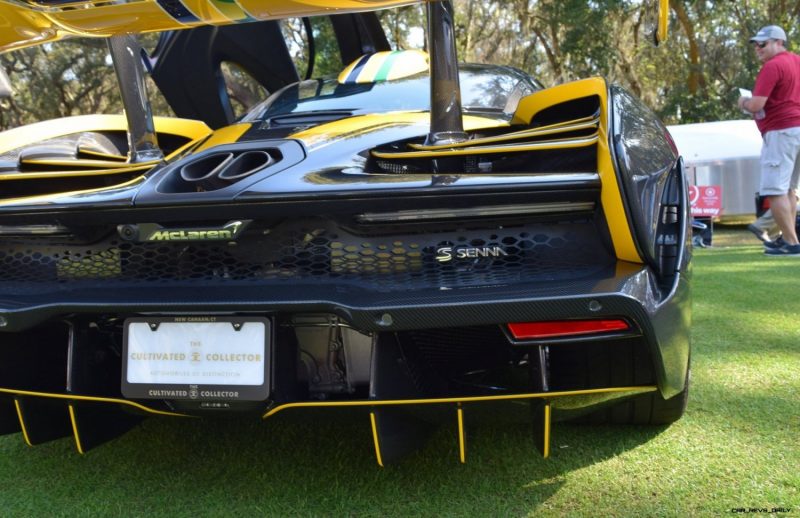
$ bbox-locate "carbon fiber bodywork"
[0,2,689,462]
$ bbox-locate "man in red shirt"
[738,25,800,256]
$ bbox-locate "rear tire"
[549,340,690,425]
[640,365,690,424]
[577,362,689,425]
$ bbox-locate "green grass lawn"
[0,232,798,517]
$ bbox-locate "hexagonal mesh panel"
[0,218,613,294]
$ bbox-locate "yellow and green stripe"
[209,0,254,22]
[338,50,428,84]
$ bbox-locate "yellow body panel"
[0,6,56,52]
[20,158,158,169]
[290,112,504,150]
[76,149,126,161]
[338,50,429,84]
[238,0,416,19]
[512,78,641,263]
[0,114,210,205]
[52,4,188,37]
[0,0,423,53]
[0,163,153,181]
[0,114,211,155]
[371,134,598,159]
[207,0,254,23]
[181,0,231,25]
[194,122,252,152]
[408,115,599,150]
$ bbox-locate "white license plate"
[121,317,270,401]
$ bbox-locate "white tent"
[667,120,761,163]
[667,120,761,217]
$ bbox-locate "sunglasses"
[755,40,771,49]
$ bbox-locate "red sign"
[689,185,722,217]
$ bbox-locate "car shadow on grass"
[0,404,671,516]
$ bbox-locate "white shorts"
[760,127,800,195]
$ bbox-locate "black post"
[425,0,467,147]
[107,35,163,163]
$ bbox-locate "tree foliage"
[450,0,800,124]
[0,36,173,129]
[0,41,118,129]
[3,1,800,130]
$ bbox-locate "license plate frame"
[121,316,270,401]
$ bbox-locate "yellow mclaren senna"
[0,0,689,464]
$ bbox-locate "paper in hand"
[738,88,754,115]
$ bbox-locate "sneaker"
[764,243,800,256]
[748,223,771,243]
[764,237,786,250]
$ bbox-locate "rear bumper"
[0,258,689,395]
[0,252,689,461]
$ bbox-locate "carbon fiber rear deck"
[0,218,612,295]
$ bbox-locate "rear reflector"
[507,319,630,340]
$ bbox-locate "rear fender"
[0,115,211,158]
[511,78,641,263]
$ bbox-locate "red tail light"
[507,319,630,340]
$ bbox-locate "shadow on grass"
[0,406,669,516]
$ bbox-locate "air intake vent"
[0,131,196,202]
[368,99,601,176]
[154,140,304,195]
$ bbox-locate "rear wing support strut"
[425,0,467,147]
[107,35,163,164]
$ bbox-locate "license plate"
[121,316,270,401]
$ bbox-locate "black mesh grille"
[402,326,512,375]
[0,218,612,294]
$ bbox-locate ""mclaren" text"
[148,229,234,241]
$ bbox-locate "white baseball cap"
[750,25,787,43]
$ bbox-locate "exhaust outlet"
[217,151,274,182]
[179,152,234,190]
[156,141,303,195]
[178,151,276,191]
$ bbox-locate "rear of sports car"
[0,1,688,464]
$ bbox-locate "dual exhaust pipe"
[179,150,276,191]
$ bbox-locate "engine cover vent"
[154,140,304,194]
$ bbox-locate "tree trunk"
[670,0,706,94]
